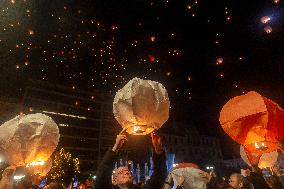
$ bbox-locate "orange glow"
[264,26,272,34]
[261,16,270,24]
[220,91,284,153]
[26,161,45,167]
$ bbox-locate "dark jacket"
[247,167,270,189]
[94,149,167,189]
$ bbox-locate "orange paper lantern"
[219,91,284,153]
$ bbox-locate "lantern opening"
[126,125,155,135]
[26,161,45,167]
[254,142,268,151]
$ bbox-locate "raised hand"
[151,132,163,154]
[112,134,128,153]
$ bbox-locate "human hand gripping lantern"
[113,77,170,135]
[0,113,60,168]
[219,91,284,154]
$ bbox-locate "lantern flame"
[133,126,140,133]
[255,142,260,149]
[254,142,268,151]
[26,161,45,167]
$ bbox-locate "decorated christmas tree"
[47,148,80,184]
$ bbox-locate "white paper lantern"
[113,77,170,135]
[171,167,210,189]
[240,145,278,169]
[0,113,60,167]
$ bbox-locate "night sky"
[0,0,283,158]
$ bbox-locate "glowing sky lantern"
[113,77,170,135]
[274,0,280,3]
[149,55,155,62]
[0,113,60,167]
[28,30,34,35]
[219,91,284,154]
[216,57,223,65]
[264,26,273,34]
[261,16,271,24]
[150,36,156,42]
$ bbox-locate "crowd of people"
[1,132,283,189]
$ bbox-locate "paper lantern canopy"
[219,91,284,153]
[113,77,170,135]
[240,146,278,169]
[171,166,210,189]
[0,113,60,167]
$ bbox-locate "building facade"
[0,97,22,124]
[22,80,120,173]
[160,122,224,169]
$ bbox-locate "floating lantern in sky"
[261,16,271,24]
[219,91,284,154]
[149,55,155,62]
[28,30,34,35]
[216,58,223,65]
[264,26,272,34]
[150,36,156,42]
[274,0,280,3]
[113,77,170,135]
[111,24,118,30]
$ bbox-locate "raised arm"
[94,134,127,189]
[144,132,167,189]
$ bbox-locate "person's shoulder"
[132,184,141,189]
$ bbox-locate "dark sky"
[0,0,283,158]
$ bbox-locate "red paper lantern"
[219,91,284,153]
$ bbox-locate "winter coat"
[94,149,167,189]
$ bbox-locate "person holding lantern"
[242,150,270,189]
[94,132,167,189]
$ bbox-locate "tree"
[47,148,80,184]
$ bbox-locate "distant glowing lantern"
[216,58,223,65]
[261,16,271,24]
[264,26,272,34]
[28,30,34,35]
[113,77,170,135]
[150,36,156,42]
[149,55,155,62]
[0,113,60,167]
[219,91,284,154]
[111,24,118,30]
[274,0,280,3]
[240,146,278,169]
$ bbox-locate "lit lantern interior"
[245,141,278,153]
[125,125,155,135]
[26,161,45,167]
